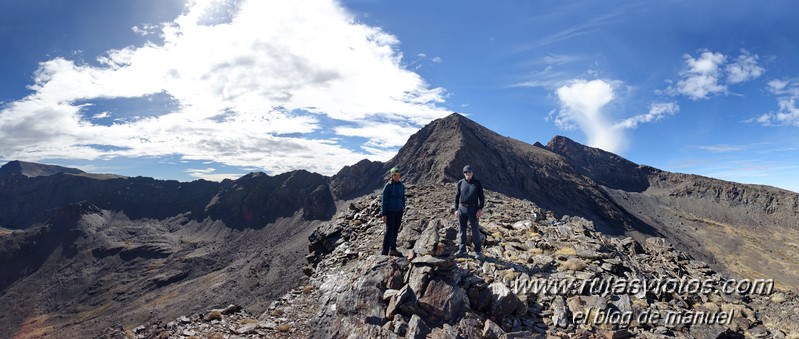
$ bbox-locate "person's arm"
[454,180,461,211]
[381,183,388,223]
[381,183,388,216]
[476,180,486,218]
[401,183,406,211]
[477,180,485,210]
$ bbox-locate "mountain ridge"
[1,113,798,337]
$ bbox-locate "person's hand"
[382,216,387,224]
[476,209,483,219]
[454,210,460,219]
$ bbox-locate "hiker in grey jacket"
[454,165,485,259]
[381,167,406,256]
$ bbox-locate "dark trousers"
[457,205,482,253]
[382,211,403,255]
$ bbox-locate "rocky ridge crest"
[124,184,798,338]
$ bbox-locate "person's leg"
[382,212,398,255]
[457,206,468,254]
[381,224,391,255]
[468,207,482,254]
[388,211,403,251]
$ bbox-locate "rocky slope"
[126,184,798,338]
[546,135,799,291]
[0,163,336,338]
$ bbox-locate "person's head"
[463,165,474,180]
[389,167,401,181]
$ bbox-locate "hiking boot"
[454,249,467,258]
[475,252,484,260]
[389,249,403,257]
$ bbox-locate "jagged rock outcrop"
[330,159,387,201]
[545,136,655,192]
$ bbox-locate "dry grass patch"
[771,293,786,304]
[558,258,586,271]
[554,246,576,256]
[15,314,54,338]
[239,318,258,325]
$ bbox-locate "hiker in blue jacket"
[381,167,406,256]
[454,165,485,259]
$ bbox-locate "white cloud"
[554,81,680,153]
[767,78,799,96]
[675,51,727,100]
[697,145,748,153]
[768,79,789,92]
[669,49,765,100]
[0,0,451,175]
[726,51,765,84]
[754,97,799,127]
[555,79,625,152]
[695,142,772,153]
[754,79,799,126]
[92,112,111,119]
[186,167,244,181]
[131,23,159,36]
[614,102,679,129]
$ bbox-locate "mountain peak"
[0,160,85,178]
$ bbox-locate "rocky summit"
[125,184,798,338]
[2,113,799,338]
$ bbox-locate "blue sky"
[1,1,798,192]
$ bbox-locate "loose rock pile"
[120,184,798,338]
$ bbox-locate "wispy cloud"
[513,66,573,89]
[186,167,244,181]
[513,54,582,89]
[519,3,640,50]
[0,0,451,175]
[697,144,750,153]
[667,49,765,100]
[751,78,799,126]
[614,102,679,129]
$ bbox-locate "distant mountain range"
[1,113,797,337]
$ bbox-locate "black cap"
[463,165,473,173]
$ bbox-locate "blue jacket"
[381,180,406,215]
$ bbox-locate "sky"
[1,0,798,193]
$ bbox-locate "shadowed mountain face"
[0,165,334,231]
[0,162,336,338]
[545,136,655,192]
